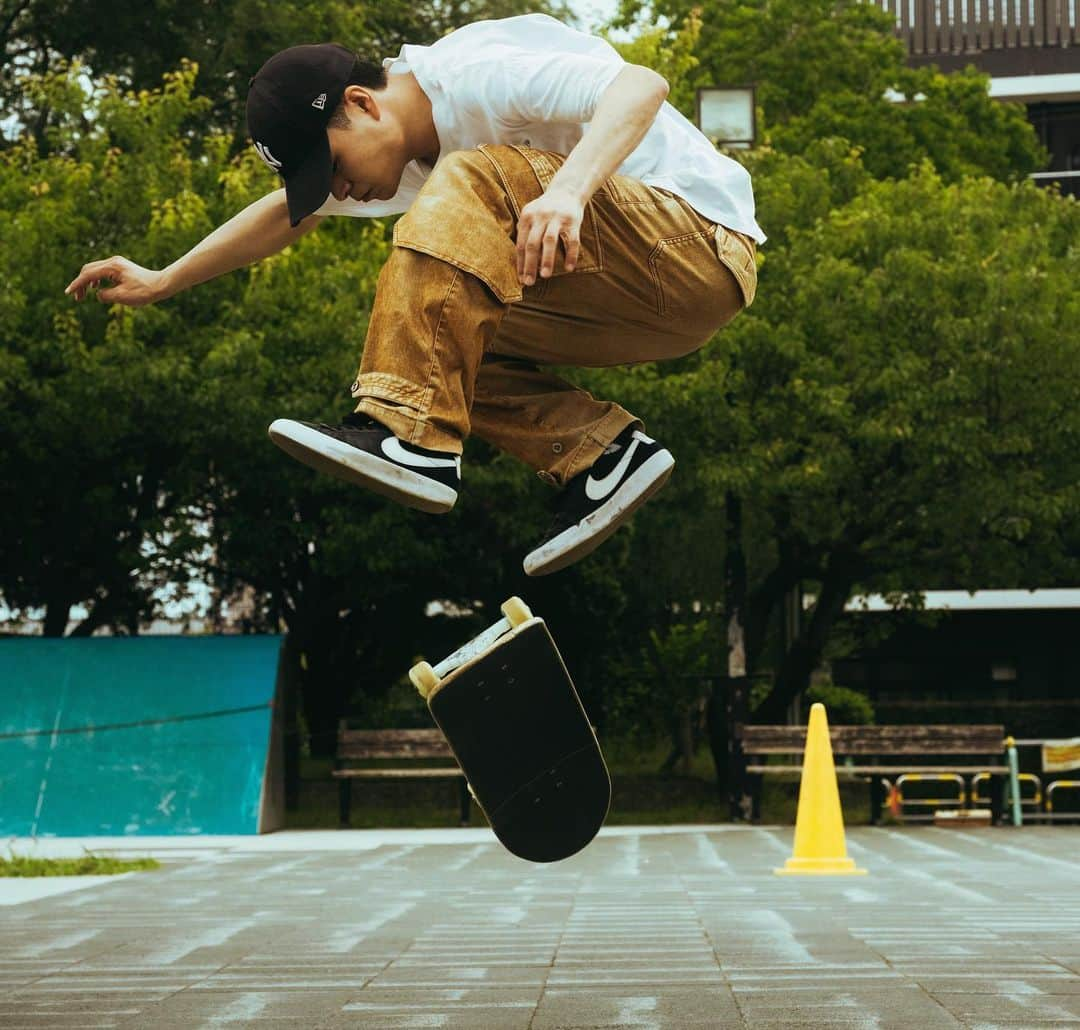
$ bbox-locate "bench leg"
[338,778,352,828]
[870,776,884,826]
[750,773,763,823]
[990,773,1005,825]
[458,779,471,827]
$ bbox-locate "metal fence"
[874,0,1079,53]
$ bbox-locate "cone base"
[774,856,868,876]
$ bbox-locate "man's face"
[326,86,406,204]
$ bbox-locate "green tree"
[616,0,902,124]
[727,162,1080,720]
[590,0,1060,744]
[2,0,573,148]
[612,0,1046,180]
[0,64,231,635]
[6,1,1077,788]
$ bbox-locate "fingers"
[517,222,545,286]
[65,257,123,301]
[538,228,562,280]
[564,233,580,273]
[516,216,581,285]
[69,279,103,302]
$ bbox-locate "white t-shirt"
[317,14,766,244]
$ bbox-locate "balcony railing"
[874,0,1079,54]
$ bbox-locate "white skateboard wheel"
[500,596,532,627]
[409,661,439,699]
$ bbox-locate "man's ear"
[344,84,380,120]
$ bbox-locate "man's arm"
[65,188,322,306]
[516,64,669,286]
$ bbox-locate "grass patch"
[759,772,874,826]
[0,854,161,877]
[292,744,877,830]
[290,743,732,829]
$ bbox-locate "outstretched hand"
[516,186,584,287]
[65,256,167,306]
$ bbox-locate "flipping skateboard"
[409,597,611,863]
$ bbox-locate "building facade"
[875,0,1080,196]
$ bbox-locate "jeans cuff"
[562,410,642,483]
[350,372,429,409]
[353,399,464,455]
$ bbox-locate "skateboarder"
[66,13,765,576]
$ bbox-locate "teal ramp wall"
[0,636,283,837]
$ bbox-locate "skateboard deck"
[410,598,611,863]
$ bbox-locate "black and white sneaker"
[268,413,460,514]
[523,426,674,576]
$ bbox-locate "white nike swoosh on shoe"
[585,431,653,502]
[380,435,460,471]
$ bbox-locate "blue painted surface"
[0,636,282,836]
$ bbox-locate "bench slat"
[738,724,1005,755]
[338,744,454,759]
[338,729,447,743]
[337,728,454,761]
[745,764,1010,775]
[332,768,462,779]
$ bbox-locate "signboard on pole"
[1042,738,1080,773]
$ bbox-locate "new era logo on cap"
[312,92,327,110]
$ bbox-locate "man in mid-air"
[67,14,764,575]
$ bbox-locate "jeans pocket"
[490,145,605,290]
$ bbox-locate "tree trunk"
[677,707,696,774]
[280,634,303,811]
[645,630,687,775]
[300,642,345,760]
[753,562,856,724]
[724,491,747,681]
[69,597,118,637]
[706,490,752,818]
[42,598,70,637]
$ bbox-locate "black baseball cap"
[246,43,357,226]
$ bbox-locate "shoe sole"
[523,450,675,576]
[268,419,457,515]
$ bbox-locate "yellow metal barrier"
[972,771,1042,812]
[895,773,966,821]
[1046,780,1080,820]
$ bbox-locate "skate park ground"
[1,825,1078,1029]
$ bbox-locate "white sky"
[570,0,623,31]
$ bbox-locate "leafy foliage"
[2,1,1077,769]
[805,683,874,725]
[2,0,573,146]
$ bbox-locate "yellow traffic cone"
[775,702,867,876]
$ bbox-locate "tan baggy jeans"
[351,144,756,487]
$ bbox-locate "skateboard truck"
[409,597,533,700]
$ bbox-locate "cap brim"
[283,131,332,227]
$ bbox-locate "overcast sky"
[569,0,622,31]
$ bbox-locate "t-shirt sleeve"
[486,51,626,125]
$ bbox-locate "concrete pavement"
[1,825,1078,1028]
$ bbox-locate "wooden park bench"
[333,724,469,827]
[736,723,1009,824]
